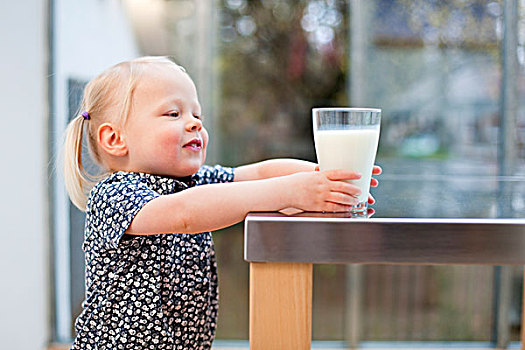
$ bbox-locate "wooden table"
[244,213,525,350]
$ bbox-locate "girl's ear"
[97,123,128,157]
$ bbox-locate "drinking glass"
[313,107,381,215]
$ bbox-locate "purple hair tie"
[81,111,90,120]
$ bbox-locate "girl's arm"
[126,169,362,235]
[235,158,382,204]
[234,158,316,181]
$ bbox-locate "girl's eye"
[193,115,202,120]
[166,111,180,118]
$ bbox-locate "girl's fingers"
[368,194,375,204]
[324,167,380,180]
[324,202,352,212]
[371,165,381,188]
[331,181,361,197]
[327,192,359,206]
[324,169,361,181]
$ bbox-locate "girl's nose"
[186,116,203,132]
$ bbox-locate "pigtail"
[62,56,182,211]
[63,114,92,211]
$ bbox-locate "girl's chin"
[173,164,204,177]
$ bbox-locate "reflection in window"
[213,0,524,343]
[369,0,503,164]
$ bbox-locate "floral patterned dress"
[71,165,234,350]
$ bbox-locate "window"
[54,0,524,346]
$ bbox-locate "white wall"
[0,0,49,349]
[52,0,140,342]
[0,0,139,348]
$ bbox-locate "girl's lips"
[183,138,202,150]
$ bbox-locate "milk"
[314,127,380,203]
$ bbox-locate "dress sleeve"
[197,165,235,184]
[86,176,160,251]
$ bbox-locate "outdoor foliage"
[218,0,349,164]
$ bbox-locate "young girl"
[63,56,380,349]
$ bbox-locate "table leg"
[522,268,525,350]
[249,262,313,350]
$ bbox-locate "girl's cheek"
[202,128,209,149]
[160,128,182,147]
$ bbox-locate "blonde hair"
[63,56,185,211]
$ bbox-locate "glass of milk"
[313,107,381,215]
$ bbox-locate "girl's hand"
[368,165,382,204]
[315,164,382,205]
[286,169,362,212]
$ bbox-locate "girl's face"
[122,64,208,177]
